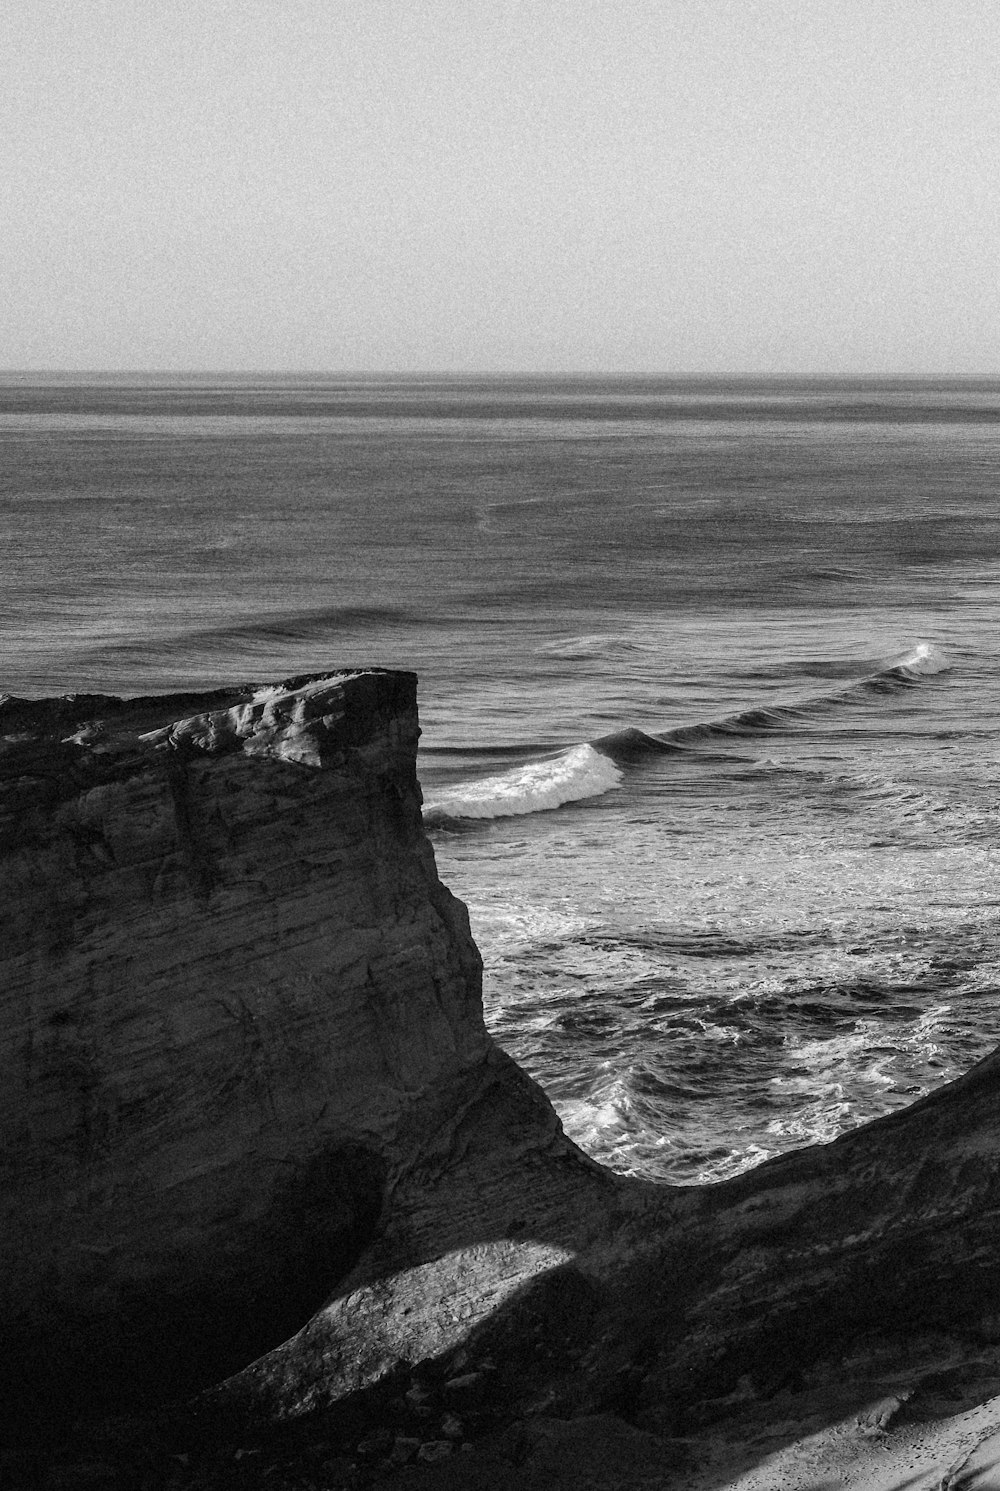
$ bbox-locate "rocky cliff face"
[1,669,576,1410]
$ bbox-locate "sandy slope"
[684,1410,1000,1490]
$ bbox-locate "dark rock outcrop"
[5,667,1000,1479]
[1,669,599,1412]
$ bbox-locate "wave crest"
[886,641,949,678]
[422,742,623,822]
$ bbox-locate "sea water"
[3,374,999,1183]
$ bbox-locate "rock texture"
[0,669,551,1410]
[7,667,1000,1490]
[204,1038,1000,1440]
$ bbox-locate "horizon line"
[3,368,1000,382]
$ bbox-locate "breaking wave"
[422,644,948,825]
[422,743,623,823]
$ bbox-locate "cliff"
[5,670,1000,1488]
[1,669,619,1415]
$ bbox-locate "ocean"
[3,373,999,1184]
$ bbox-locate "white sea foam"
[423,742,623,821]
[554,1075,637,1162]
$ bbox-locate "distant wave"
[85,605,413,662]
[423,643,948,825]
[870,641,947,685]
[764,645,945,682]
[894,638,947,673]
[178,605,411,648]
[422,743,623,823]
[659,643,949,746]
[537,634,648,661]
[584,646,948,761]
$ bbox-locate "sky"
[2,1,999,375]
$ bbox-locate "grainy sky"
[3,1,998,373]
